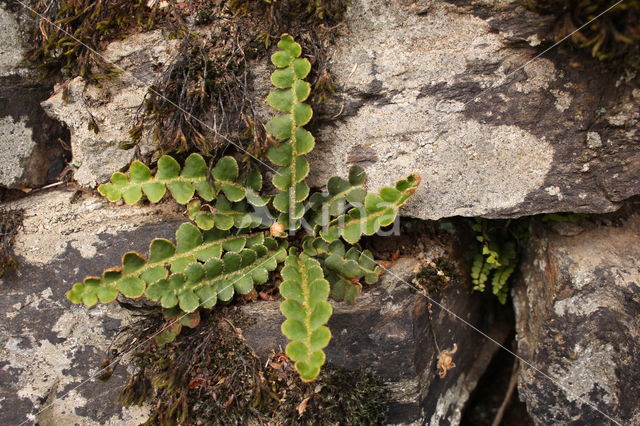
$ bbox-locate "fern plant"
[67,35,420,382]
[470,218,528,304]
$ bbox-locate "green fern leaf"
[302,237,381,303]
[320,174,420,244]
[279,249,332,381]
[186,196,263,231]
[145,236,287,310]
[266,35,315,230]
[98,154,264,207]
[308,165,367,228]
[470,219,521,303]
[66,223,270,306]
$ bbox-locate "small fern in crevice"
[67,35,420,382]
[470,218,529,304]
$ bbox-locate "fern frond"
[279,249,332,381]
[471,252,492,292]
[98,154,265,206]
[186,196,263,231]
[66,223,270,306]
[145,236,287,312]
[308,165,367,229]
[320,174,420,244]
[302,237,381,303]
[471,219,521,304]
[265,35,315,230]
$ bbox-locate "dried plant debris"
[25,0,349,160]
[0,208,24,278]
[116,309,389,425]
[436,343,458,379]
[530,0,640,61]
[131,0,349,156]
[130,26,259,156]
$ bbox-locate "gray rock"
[306,0,640,220]
[0,4,26,78]
[0,188,184,424]
[242,248,511,424]
[41,31,178,188]
[0,5,68,189]
[512,208,640,424]
[0,85,69,189]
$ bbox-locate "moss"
[0,208,24,278]
[27,0,163,80]
[528,0,640,61]
[115,308,388,425]
[271,363,389,425]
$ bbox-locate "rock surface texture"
[0,188,511,425]
[0,188,183,424]
[42,31,178,188]
[307,0,640,220]
[512,207,640,425]
[0,4,68,189]
[0,190,509,425]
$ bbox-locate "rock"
[512,206,640,424]
[41,31,178,188]
[305,0,640,220]
[0,5,68,190]
[241,245,512,424]
[0,188,184,424]
[0,3,27,79]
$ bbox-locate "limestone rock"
[41,31,178,188]
[306,0,640,220]
[512,207,640,424]
[0,188,184,424]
